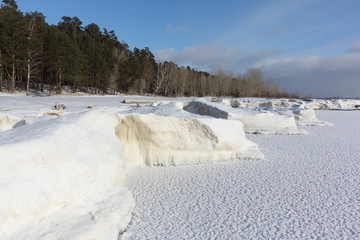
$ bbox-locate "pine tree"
[0,0,27,92]
[43,25,75,94]
[24,11,46,95]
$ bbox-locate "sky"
[16,0,360,98]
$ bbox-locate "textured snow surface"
[1,93,358,239]
[0,94,263,239]
[122,111,360,239]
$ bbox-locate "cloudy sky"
[17,0,360,97]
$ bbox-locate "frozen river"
[122,111,360,239]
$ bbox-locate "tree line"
[0,0,298,98]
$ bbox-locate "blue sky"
[16,0,360,97]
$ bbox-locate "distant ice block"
[184,99,306,134]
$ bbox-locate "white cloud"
[265,27,287,37]
[156,44,360,98]
[347,41,360,53]
[239,49,282,68]
[156,45,282,71]
[155,48,175,62]
[256,53,360,97]
[156,45,243,71]
[159,24,189,34]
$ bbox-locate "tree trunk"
[40,63,44,91]
[57,68,62,94]
[0,70,2,92]
[0,50,2,92]
[11,62,15,93]
[26,60,30,95]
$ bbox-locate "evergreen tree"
[57,16,86,91]
[43,25,76,94]
[24,11,46,94]
[0,0,292,98]
[0,0,27,92]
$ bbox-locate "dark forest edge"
[0,0,303,98]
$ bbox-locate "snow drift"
[293,108,332,126]
[0,107,263,239]
[0,110,134,240]
[0,112,24,131]
[184,99,306,134]
[116,113,263,169]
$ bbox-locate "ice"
[0,95,264,239]
[184,98,306,134]
[0,112,23,131]
[116,113,263,169]
[221,98,332,127]
[0,110,133,240]
[0,92,356,239]
[293,108,332,126]
[122,110,360,239]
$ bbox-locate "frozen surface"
[1,93,358,239]
[116,114,263,171]
[292,108,332,126]
[0,93,262,239]
[184,99,306,134]
[224,97,360,110]
[122,111,360,239]
[0,110,134,240]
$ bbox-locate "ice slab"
[184,99,306,135]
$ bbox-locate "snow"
[0,92,359,239]
[222,97,360,110]
[122,110,360,239]
[0,109,134,240]
[0,112,22,131]
[292,108,332,126]
[116,114,263,169]
[184,98,306,134]
[0,93,263,239]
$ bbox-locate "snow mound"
[116,113,263,168]
[184,99,306,135]
[293,108,332,126]
[0,110,134,240]
[123,101,199,118]
[0,112,24,131]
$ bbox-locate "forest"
[0,0,298,98]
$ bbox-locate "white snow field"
[0,92,359,239]
[0,93,262,239]
[122,110,360,239]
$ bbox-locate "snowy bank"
[0,110,134,240]
[0,106,263,239]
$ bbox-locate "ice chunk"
[293,108,332,126]
[116,113,263,169]
[0,112,23,131]
[0,110,133,239]
[184,99,306,134]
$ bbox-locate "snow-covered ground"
[0,92,359,239]
[122,110,360,239]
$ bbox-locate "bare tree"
[153,61,167,95]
